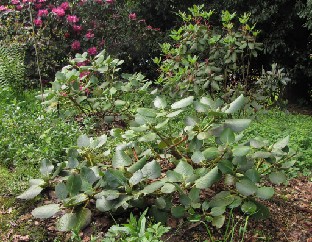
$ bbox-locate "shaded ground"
[1,176,311,242]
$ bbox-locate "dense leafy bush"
[155,6,262,98]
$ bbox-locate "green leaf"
[32,204,60,219]
[138,132,157,142]
[256,187,274,200]
[245,169,260,183]
[195,166,221,189]
[197,132,210,140]
[81,167,98,185]
[161,183,177,193]
[127,157,148,174]
[174,160,194,177]
[96,197,115,212]
[154,96,167,109]
[56,213,77,232]
[233,146,250,157]
[140,181,164,195]
[17,186,43,200]
[220,128,235,144]
[191,151,205,163]
[224,119,251,132]
[68,157,79,169]
[29,179,45,186]
[166,170,183,182]
[166,109,184,118]
[112,149,133,168]
[212,215,225,228]
[129,170,143,185]
[91,134,107,149]
[268,171,286,185]
[241,201,257,214]
[63,193,88,207]
[141,160,161,179]
[208,191,234,207]
[77,134,90,148]
[189,188,200,202]
[155,197,167,209]
[137,108,157,118]
[281,160,296,169]
[171,206,185,218]
[203,147,219,160]
[211,207,226,216]
[273,136,289,150]
[75,208,92,231]
[55,182,68,200]
[224,94,245,114]
[40,159,54,177]
[66,174,82,196]
[236,179,257,196]
[218,160,234,174]
[155,118,169,130]
[228,196,242,208]
[251,201,270,219]
[171,96,194,109]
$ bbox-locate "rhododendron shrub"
[0,0,162,83]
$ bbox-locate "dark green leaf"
[195,166,221,189]
[220,128,235,144]
[236,179,257,196]
[66,174,82,196]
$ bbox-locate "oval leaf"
[171,96,194,109]
[32,204,60,219]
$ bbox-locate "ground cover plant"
[0,3,311,242]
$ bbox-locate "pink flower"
[37,0,46,2]
[11,0,19,4]
[129,13,136,20]
[106,0,114,4]
[76,61,88,67]
[87,47,97,55]
[16,5,23,10]
[73,25,82,32]
[79,71,90,79]
[0,5,7,11]
[67,15,79,23]
[99,39,105,46]
[85,31,94,39]
[35,3,42,10]
[71,40,81,51]
[33,18,43,27]
[64,32,70,38]
[60,2,69,10]
[52,7,65,17]
[38,9,48,17]
[147,25,153,30]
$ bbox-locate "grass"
[244,109,312,176]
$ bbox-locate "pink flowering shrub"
[0,0,163,82]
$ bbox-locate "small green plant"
[103,210,170,242]
[255,63,291,107]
